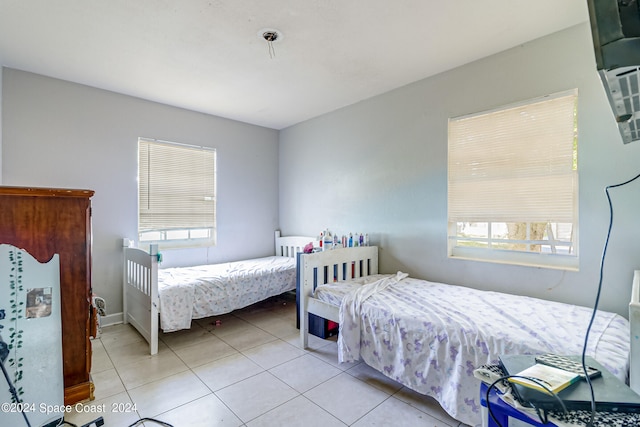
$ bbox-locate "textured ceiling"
[0,1,589,129]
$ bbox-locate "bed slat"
[274,230,314,258]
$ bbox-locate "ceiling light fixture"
[258,28,282,59]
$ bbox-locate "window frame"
[447,90,579,270]
[138,137,217,249]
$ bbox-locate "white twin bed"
[123,231,314,355]
[298,246,639,427]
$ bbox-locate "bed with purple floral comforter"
[158,256,296,332]
[314,273,630,427]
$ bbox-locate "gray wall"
[1,68,280,319]
[279,23,640,318]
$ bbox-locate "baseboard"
[64,380,93,405]
[99,312,123,327]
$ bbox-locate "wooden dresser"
[0,186,95,404]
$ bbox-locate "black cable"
[581,171,640,427]
[485,374,568,427]
[0,357,32,427]
[81,417,104,427]
[62,415,171,427]
[59,416,105,427]
[127,417,174,427]
[485,378,507,427]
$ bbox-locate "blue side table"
[480,382,557,427]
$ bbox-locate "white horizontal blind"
[139,138,216,232]
[448,91,577,224]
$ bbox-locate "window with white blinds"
[447,90,578,270]
[138,138,217,247]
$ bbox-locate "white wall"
[279,23,640,318]
[1,68,280,317]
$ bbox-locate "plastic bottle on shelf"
[359,233,364,246]
[324,229,333,250]
[364,233,369,246]
[319,232,323,250]
[341,235,347,248]
[348,233,353,247]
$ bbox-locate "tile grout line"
[89,295,467,427]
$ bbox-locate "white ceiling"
[0,1,590,130]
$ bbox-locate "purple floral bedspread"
[158,256,296,332]
[315,274,630,427]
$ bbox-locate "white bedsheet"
[158,256,296,332]
[315,274,630,427]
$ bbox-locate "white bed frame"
[299,246,378,349]
[299,249,640,394]
[124,230,314,355]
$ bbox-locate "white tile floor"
[65,293,471,427]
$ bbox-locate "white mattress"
[158,255,296,332]
[314,275,630,427]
